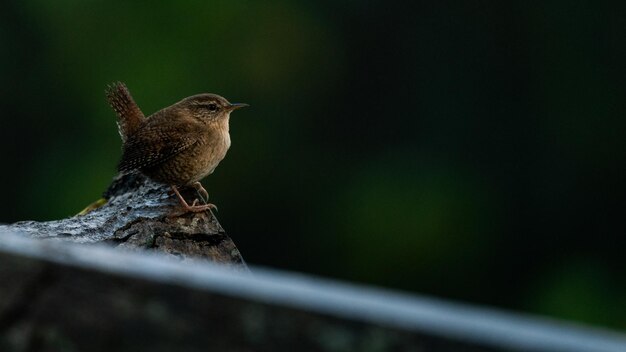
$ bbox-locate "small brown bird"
[106,82,247,212]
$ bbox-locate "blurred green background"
[1,0,625,330]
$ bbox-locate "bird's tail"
[105,82,146,142]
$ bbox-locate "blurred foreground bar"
[0,233,625,352]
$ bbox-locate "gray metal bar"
[0,232,624,352]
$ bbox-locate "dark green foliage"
[0,0,624,330]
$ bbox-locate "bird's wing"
[106,82,146,142]
[117,122,200,173]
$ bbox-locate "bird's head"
[179,93,248,123]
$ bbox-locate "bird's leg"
[171,185,217,213]
[192,181,209,204]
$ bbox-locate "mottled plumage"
[108,83,247,212]
[118,117,202,176]
[105,82,146,142]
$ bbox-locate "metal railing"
[0,232,624,352]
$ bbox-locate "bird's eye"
[207,103,218,112]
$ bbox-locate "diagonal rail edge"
[0,232,624,352]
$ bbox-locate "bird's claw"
[184,202,218,213]
[171,185,217,213]
[192,182,210,203]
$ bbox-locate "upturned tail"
[105,82,146,142]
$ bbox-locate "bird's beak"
[228,103,249,111]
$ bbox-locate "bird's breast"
[191,129,231,182]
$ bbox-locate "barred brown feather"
[105,82,146,142]
[118,123,200,173]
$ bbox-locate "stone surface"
[0,173,246,270]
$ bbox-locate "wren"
[106,82,248,212]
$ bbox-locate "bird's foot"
[187,199,218,212]
[171,185,217,213]
[192,182,210,203]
